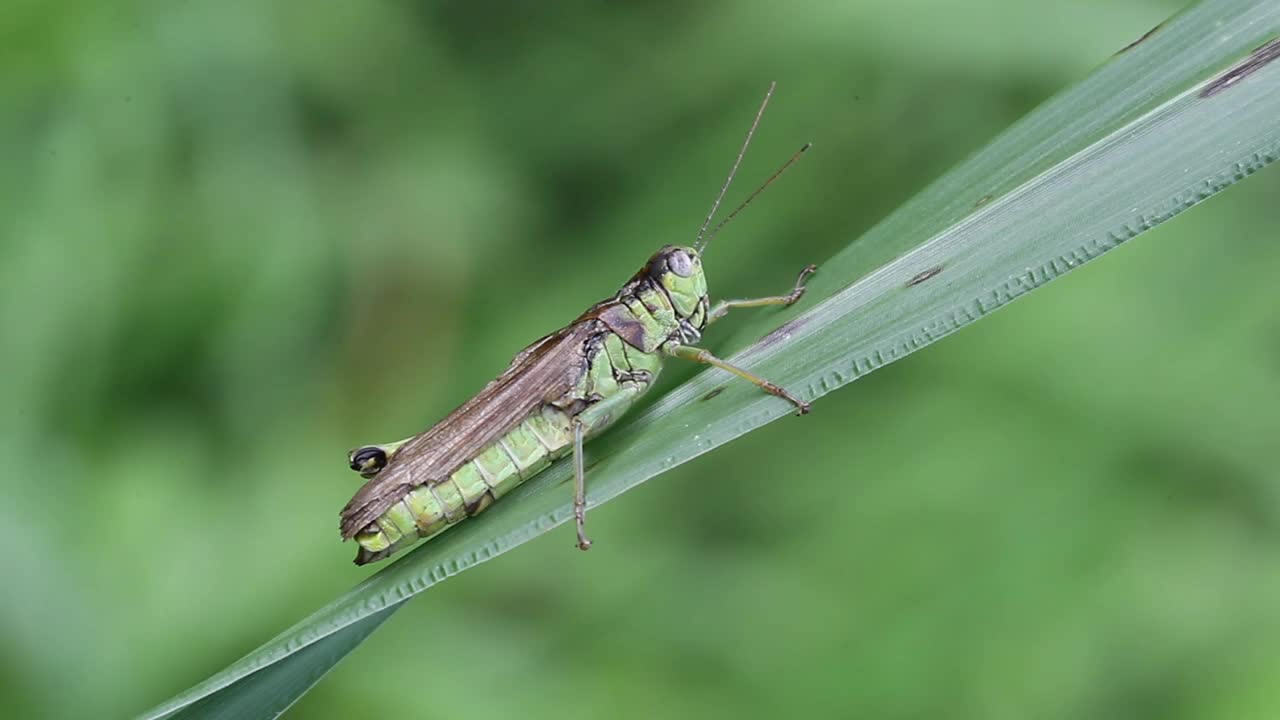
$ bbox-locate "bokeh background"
[4,1,1279,718]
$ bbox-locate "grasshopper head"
[645,245,708,327]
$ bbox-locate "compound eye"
[667,249,694,277]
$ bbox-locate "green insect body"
[342,245,814,564]
[341,82,814,565]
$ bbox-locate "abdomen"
[353,330,663,564]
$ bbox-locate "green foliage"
[2,1,1279,719]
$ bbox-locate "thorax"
[590,278,707,354]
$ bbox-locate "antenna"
[701,142,810,247]
[694,81,776,252]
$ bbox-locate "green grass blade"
[139,0,1280,717]
[166,607,398,720]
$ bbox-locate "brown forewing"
[339,319,601,539]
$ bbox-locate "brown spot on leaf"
[1115,20,1165,56]
[1200,37,1280,98]
[906,266,944,287]
[975,194,992,207]
[754,315,811,350]
[701,387,724,402]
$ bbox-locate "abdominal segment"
[353,403,576,563]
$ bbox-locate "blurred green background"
[4,1,1280,718]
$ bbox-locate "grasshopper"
[341,83,815,564]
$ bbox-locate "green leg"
[572,419,592,551]
[347,438,412,479]
[707,264,816,324]
[666,344,811,415]
[566,381,649,551]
